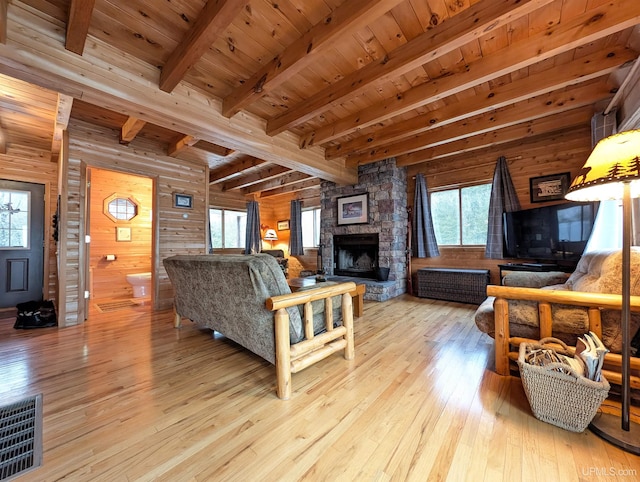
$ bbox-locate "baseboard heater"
[417,268,490,305]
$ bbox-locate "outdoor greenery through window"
[302,208,321,247]
[0,189,30,248]
[430,183,491,246]
[209,208,247,249]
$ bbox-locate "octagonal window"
[103,194,138,222]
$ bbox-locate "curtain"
[412,173,439,258]
[289,200,304,256]
[244,201,261,254]
[485,156,520,258]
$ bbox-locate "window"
[301,208,321,247]
[209,208,247,249]
[0,189,30,248]
[430,183,491,246]
[103,193,138,222]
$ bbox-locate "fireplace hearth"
[333,233,379,279]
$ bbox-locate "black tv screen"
[503,202,597,262]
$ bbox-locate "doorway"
[86,168,153,311]
[0,180,45,308]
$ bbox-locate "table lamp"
[264,228,278,248]
[565,129,640,454]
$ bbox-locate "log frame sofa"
[163,253,355,400]
[474,249,640,395]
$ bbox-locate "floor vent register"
[0,394,43,481]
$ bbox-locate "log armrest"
[266,281,356,400]
[487,285,640,393]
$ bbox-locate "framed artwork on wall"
[529,172,571,203]
[116,226,131,242]
[277,219,290,231]
[337,193,369,225]
[173,193,193,209]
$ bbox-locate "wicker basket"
[517,338,610,432]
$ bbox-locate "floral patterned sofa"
[163,253,355,399]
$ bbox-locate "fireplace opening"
[333,233,379,279]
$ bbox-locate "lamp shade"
[263,229,278,241]
[566,129,640,202]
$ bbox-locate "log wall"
[60,120,208,325]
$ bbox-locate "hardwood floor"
[1,295,639,481]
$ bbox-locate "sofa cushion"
[163,254,304,364]
[502,271,569,288]
[475,249,640,354]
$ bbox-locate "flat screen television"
[503,201,597,263]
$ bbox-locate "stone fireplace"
[319,159,407,301]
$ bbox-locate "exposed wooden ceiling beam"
[242,171,312,194]
[51,93,73,162]
[0,0,7,44]
[347,81,613,165]
[65,0,95,55]
[120,116,146,145]
[306,3,640,149]
[194,140,234,157]
[265,0,555,136]
[221,0,404,117]
[222,165,291,190]
[259,178,321,198]
[0,5,358,185]
[209,156,265,183]
[159,0,249,93]
[167,134,198,157]
[396,106,594,167]
[324,46,635,159]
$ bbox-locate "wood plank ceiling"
[1,0,640,200]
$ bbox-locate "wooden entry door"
[0,180,45,308]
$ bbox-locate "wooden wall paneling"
[0,145,58,306]
[64,120,208,321]
[88,167,153,301]
[406,126,593,285]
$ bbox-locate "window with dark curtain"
[244,200,262,254]
[413,173,440,258]
[485,156,520,259]
[289,200,304,256]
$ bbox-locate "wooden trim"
[302,1,640,149]
[315,47,635,153]
[120,117,146,145]
[396,107,593,167]
[65,0,95,55]
[0,4,357,185]
[221,0,405,117]
[348,81,611,165]
[159,0,249,93]
[0,0,7,44]
[57,130,69,326]
[266,0,555,135]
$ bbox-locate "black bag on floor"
[14,300,57,329]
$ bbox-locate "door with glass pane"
[0,180,45,308]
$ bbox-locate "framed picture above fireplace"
[337,193,369,225]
